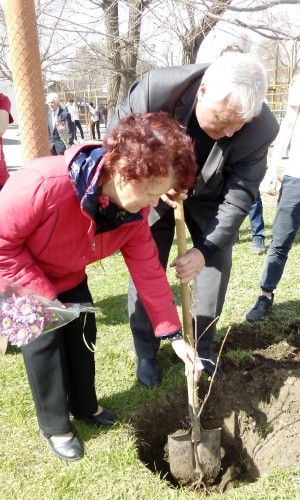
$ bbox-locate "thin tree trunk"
[102,0,122,121]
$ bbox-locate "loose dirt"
[132,320,300,494]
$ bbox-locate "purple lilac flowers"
[0,293,58,347]
[0,278,101,348]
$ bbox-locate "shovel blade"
[168,427,222,483]
[197,427,222,481]
[168,431,199,482]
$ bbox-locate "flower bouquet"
[0,278,100,347]
[56,118,69,146]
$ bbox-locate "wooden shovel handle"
[174,199,200,419]
[174,199,194,346]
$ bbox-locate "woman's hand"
[171,338,202,381]
[170,248,205,283]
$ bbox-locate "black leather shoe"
[45,434,84,462]
[82,407,118,427]
[136,357,162,388]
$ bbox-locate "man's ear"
[198,83,206,100]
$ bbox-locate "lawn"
[1,192,300,499]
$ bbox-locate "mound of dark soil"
[132,323,300,494]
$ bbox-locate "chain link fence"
[4,0,50,163]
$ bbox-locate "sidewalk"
[2,123,107,174]
[3,125,23,172]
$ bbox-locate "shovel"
[168,199,221,483]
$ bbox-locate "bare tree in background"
[150,0,300,66]
[165,0,233,64]
[258,9,300,71]
[97,0,300,113]
[0,0,90,83]
[87,0,152,119]
[0,0,300,118]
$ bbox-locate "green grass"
[1,192,300,499]
[224,348,255,365]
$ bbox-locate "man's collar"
[173,78,201,127]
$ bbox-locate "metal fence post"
[3,0,50,163]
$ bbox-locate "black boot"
[136,358,161,388]
[197,332,224,377]
[200,349,224,376]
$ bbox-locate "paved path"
[3,125,23,172]
[2,123,107,175]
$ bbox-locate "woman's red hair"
[103,112,197,190]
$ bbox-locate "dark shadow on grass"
[5,343,21,355]
[93,285,187,327]
[216,298,300,354]
[93,293,128,324]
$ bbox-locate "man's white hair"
[201,52,268,121]
[46,92,60,104]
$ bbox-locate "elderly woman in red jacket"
[0,112,200,462]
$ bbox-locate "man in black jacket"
[110,52,279,387]
[46,93,74,155]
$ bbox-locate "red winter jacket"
[0,144,181,337]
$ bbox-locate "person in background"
[102,105,108,128]
[0,112,200,462]
[220,45,266,255]
[61,99,69,112]
[109,52,279,388]
[69,99,84,142]
[246,71,300,321]
[46,92,74,155]
[248,190,265,254]
[0,92,14,190]
[88,102,101,140]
